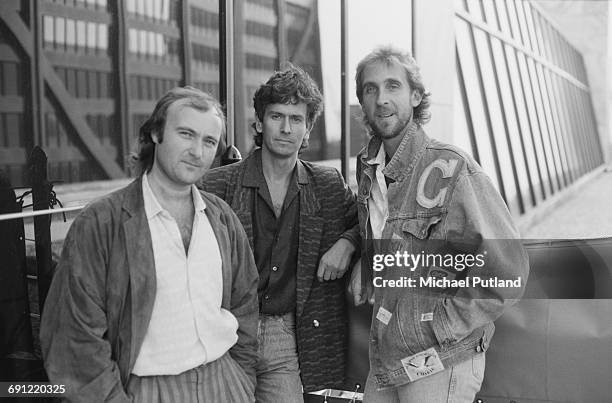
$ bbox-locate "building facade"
[0,0,607,220]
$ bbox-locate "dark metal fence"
[0,146,57,383]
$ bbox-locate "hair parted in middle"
[355,45,431,127]
[252,63,324,149]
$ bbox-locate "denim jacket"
[357,122,529,389]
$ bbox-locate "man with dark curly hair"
[350,46,528,402]
[201,64,359,402]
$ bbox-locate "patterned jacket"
[200,148,360,391]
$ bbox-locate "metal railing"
[0,146,68,381]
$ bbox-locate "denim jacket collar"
[360,121,429,183]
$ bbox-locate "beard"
[366,112,411,140]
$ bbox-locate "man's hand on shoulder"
[317,238,356,282]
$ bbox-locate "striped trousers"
[127,353,255,403]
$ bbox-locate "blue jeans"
[364,353,485,403]
[255,313,304,403]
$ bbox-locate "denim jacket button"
[313,320,320,328]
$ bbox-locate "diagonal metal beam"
[0,5,125,178]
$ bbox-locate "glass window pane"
[65,19,76,50]
[538,65,566,188]
[553,74,577,182]
[492,37,532,211]
[514,0,532,50]
[574,87,593,171]
[138,30,147,56]
[573,89,591,171]
[87,22,97,52]
[505,0,521,43]
[55,17,65,50]
[528,58,559,194]
[136,0,145,17]
[522,2,540,55]
[76,20,87,49]
[506,45,543,204]
[456,19,500,190]
[494,0,511,37]
[455,0,467,12]
[482,0,500,31]
[453,68,476,158]
[543,69,571,186]
[532,12,548,60]
[519,53,551,199]
[466,0,484,21]
[43,15,55,48]
[474,28,520,214]
[127,0,136,14]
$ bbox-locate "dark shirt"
[252,164,300,315]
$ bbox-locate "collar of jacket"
[360,121,429,183]
[241,148,309,187]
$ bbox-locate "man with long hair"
[351,46,528,402]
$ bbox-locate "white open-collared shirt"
[368,143,389,240]
[132,173,239,376]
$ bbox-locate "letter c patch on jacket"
[416,159,458,209]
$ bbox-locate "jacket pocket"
[399,215,447,352]
[414,295,446,351]
[401,214,443,240]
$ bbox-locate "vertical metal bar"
[455,45,480,165]
[113,0,130,171]
[585,86,604,165]
[505,0,545,203]
[411,0,416,57]
[219,0,227,107]
[218,0,234,147]
[543,67,569,188]
[549,24,577,183]
[466,22,506,202]
[0,171,34,358]
[180,0,192,85]
[29,0,44,149]
[28,147,53,315]
[565,81,586,177]
[340,0,350,179]
[232,0,246,151]
[276,0,288,68]
[485,33,524,213]
[577,87,596,171]
[516,1,553,198]
[498,40,537,207]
